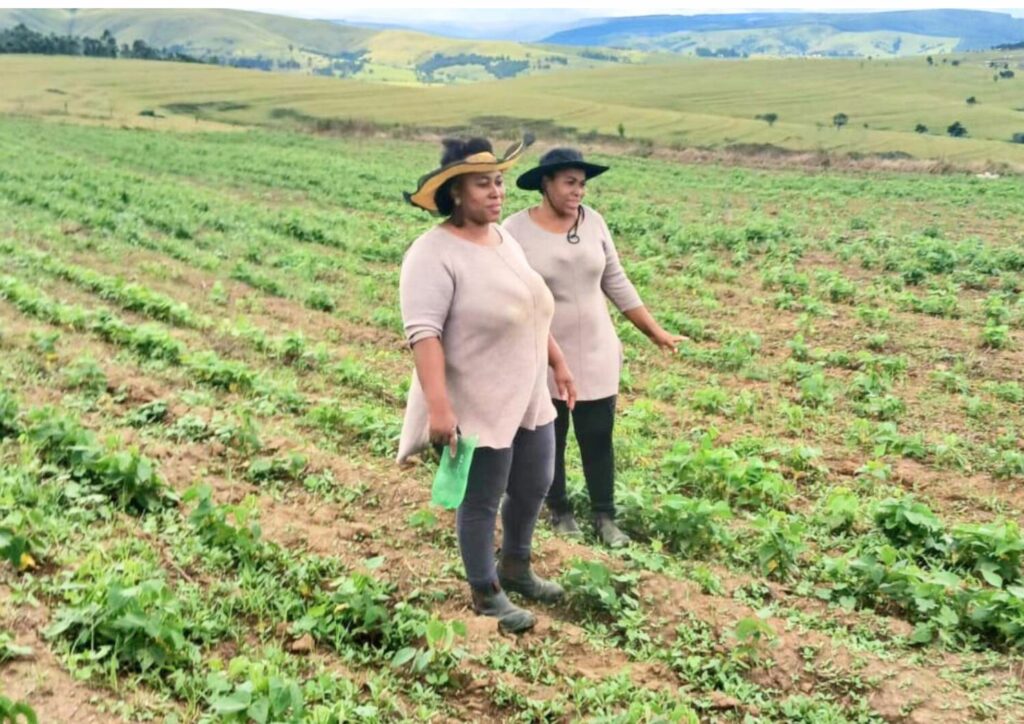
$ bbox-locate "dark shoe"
[498,555,565,604]
[594,514,631,548]
[471,583,536,634]
[549,508,583,538]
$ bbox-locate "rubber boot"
[471,582,536,634]
[497,554,565,603]
[594,513,631,548]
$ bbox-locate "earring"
[454,198,461,206]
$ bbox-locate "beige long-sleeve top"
[503,205,643,402]
[396,224,557,462]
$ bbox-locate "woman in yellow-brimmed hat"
[397,136,577,634]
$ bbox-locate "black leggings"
[547,395,617,517]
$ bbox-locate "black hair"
[434,136,493,217]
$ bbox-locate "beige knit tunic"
[503,205,643,402]
[396,224,557,462]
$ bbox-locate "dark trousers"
[547,395,617,517]
[456,422,555,590]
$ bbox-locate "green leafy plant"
[0,630,33,663]
[729,614,777,669]
[563,559,639,621]
[873,496,947,554]
[47,572,196,674]
[0,695,37,724]
[246,453,308,485]
[0,509,51,572]
[951,521,1024,587]
[820,487,860,533]
[640,495,732,556]
[24,408,170,513]
[125,400,170,427]
[0,391,20,439]
[204,656,305,723]
[752,511,807,580]
[391,616,467,687]
[184,484,263,564]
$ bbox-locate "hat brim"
[405,138,530,213]
[516,160,609,191]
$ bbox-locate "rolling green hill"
[3,51,1024,165]
[0,8,641,85]
[545,10,1024,57]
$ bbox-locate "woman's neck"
[443,218,498,246]
[530,199,578,232]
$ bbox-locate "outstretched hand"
[651,329,686,352]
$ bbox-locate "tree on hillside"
[618,122,625,139]
[755,113,778,127]
[832,113,849,131]
[966,96,977,105]
[1011,132,1024,144]
[915,123,928,134]
[947,121,967,138]
[926,55,934,65]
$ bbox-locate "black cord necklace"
[542,189,585,244]
[567,205,584,244]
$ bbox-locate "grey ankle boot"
[594,513,631,548]
[471,582,536,634]
[497,555,565,604]
[549,508,583,538]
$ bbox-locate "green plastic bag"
[431,435,477,510]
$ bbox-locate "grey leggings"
[456,422,555,590]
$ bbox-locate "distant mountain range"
[543,10,1024,57]
[0,8,638,84]
[330,10,597,42]
[3,7,1024,88]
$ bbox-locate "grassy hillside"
[546,10,1024,55]
[4,54,1024,164]
[0,8,640,84]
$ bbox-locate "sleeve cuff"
[407,326,442,346]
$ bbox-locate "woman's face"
[453,171,505,224]
[543,168,586,216]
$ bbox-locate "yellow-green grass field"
[4,52,1024,163]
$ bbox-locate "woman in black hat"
[503,147,682,547]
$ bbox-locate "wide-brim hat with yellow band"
[404,135,533,213]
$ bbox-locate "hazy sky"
[232,2,1024,20]
[6,1,1023,17]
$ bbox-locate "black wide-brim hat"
[516,147,609,191]
[404,135,533,213]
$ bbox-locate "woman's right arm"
[400,237,459,457]
[412,337,458,457]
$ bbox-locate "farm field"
[1,114,1024,722]
[5,53,1024,164]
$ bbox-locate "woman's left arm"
[623,305,684,352]
[598,215,684,352]
[548,335,577,410]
